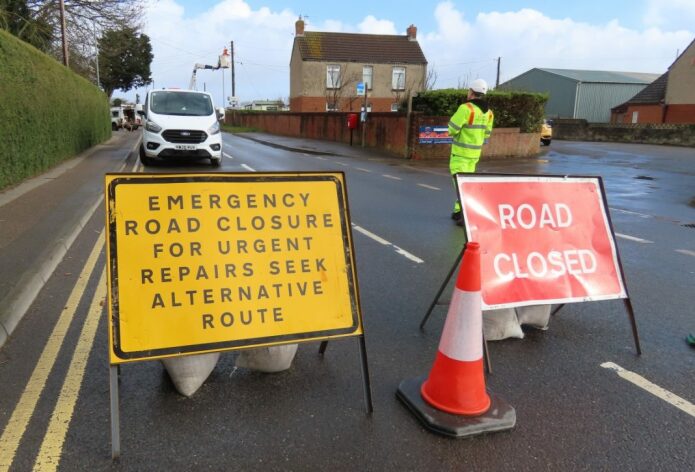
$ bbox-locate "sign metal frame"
[105,171,373,459]
[420,173,641,356]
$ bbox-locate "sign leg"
[483,333,492,374]
[357,336,374,414]
[420,247,465,330]
[551,304,565,317]
[109,365,121,460]
[623,298,642,355]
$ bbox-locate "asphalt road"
[0,133,693,471]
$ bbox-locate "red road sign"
[456,175,627,309]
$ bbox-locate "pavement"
[0,132,140,348]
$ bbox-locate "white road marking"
[336,162,349,167]
[675,249,695,257]
[313,156,326,160]
[241,163,255,172]
[417,183,441,191]
[615,233,653,244]
[382,174,401,180]
[610,207,652,219]
[352,224,424,264]
[356,168,372,173]
[223,152,234,160]
[601,362,695,418]
[403,165,449,176]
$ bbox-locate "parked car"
[541,119,552,146]
[138,89,224,167]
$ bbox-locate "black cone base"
[396,376,516,438]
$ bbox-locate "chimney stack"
[295,16,305,37]
[407,24,417,41]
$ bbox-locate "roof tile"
[295,31,427,64]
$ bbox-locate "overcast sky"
[115,0,695,105]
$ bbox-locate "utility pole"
[496,57,501,88]
[231,41,236,99]
[59,0,69,67]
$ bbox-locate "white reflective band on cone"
[438,289,482,361]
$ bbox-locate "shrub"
[0,29,110,190]
[412,89,548,133]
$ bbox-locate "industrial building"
[498,68,660,123]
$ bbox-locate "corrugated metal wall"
[499,69,577,118]
[575,83,648,122]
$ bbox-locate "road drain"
[682,223,695,228]
[635,175,654,180]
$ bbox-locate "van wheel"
[541,138,551,146]
[112,123,118,131]
[211,157,221,167]
[139,145,153,166]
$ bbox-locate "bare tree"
[8,1,145,82]
[424,67,438,91]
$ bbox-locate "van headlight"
[207,121,220,135]
[145,120,162,133]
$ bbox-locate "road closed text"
[493,202,597,281]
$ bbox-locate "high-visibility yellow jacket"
[448,100,494,160]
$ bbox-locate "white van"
[110,107,124,131]
[138,89,224,166]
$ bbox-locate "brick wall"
[665,104,695,124]
[619,105,665,124]
[553,118,695,146]
[227,111,541,159]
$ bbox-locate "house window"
[391,103,400,112]
[392,66,406,90]
[631,111,639,124]
[363,66,373,90]
[327,64,341,89]
[326,101,338,112]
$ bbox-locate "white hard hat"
[470,79,488,94]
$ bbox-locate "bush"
[412,89,548,133]
[0,30,110,191]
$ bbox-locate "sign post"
[420,174,640,354]
[105,172,372,458]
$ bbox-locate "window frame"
[363,65,373,90]
[392,66,406,91]
[326,64,341,89]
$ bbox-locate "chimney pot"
[407,24,417,41]
[296,16,305,36]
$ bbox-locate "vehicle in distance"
[110,107,124,131]
[138,89,224,166]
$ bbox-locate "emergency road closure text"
[106,174,362,362]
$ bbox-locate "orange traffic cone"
[420,241,490,415]
[397,242,515,438]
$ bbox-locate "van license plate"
[175,144,196,151]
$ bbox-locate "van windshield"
[150,91,214,116]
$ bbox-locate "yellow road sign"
[105,173,363,364]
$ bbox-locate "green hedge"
[412,89,548,133]
[0,29,110,191]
